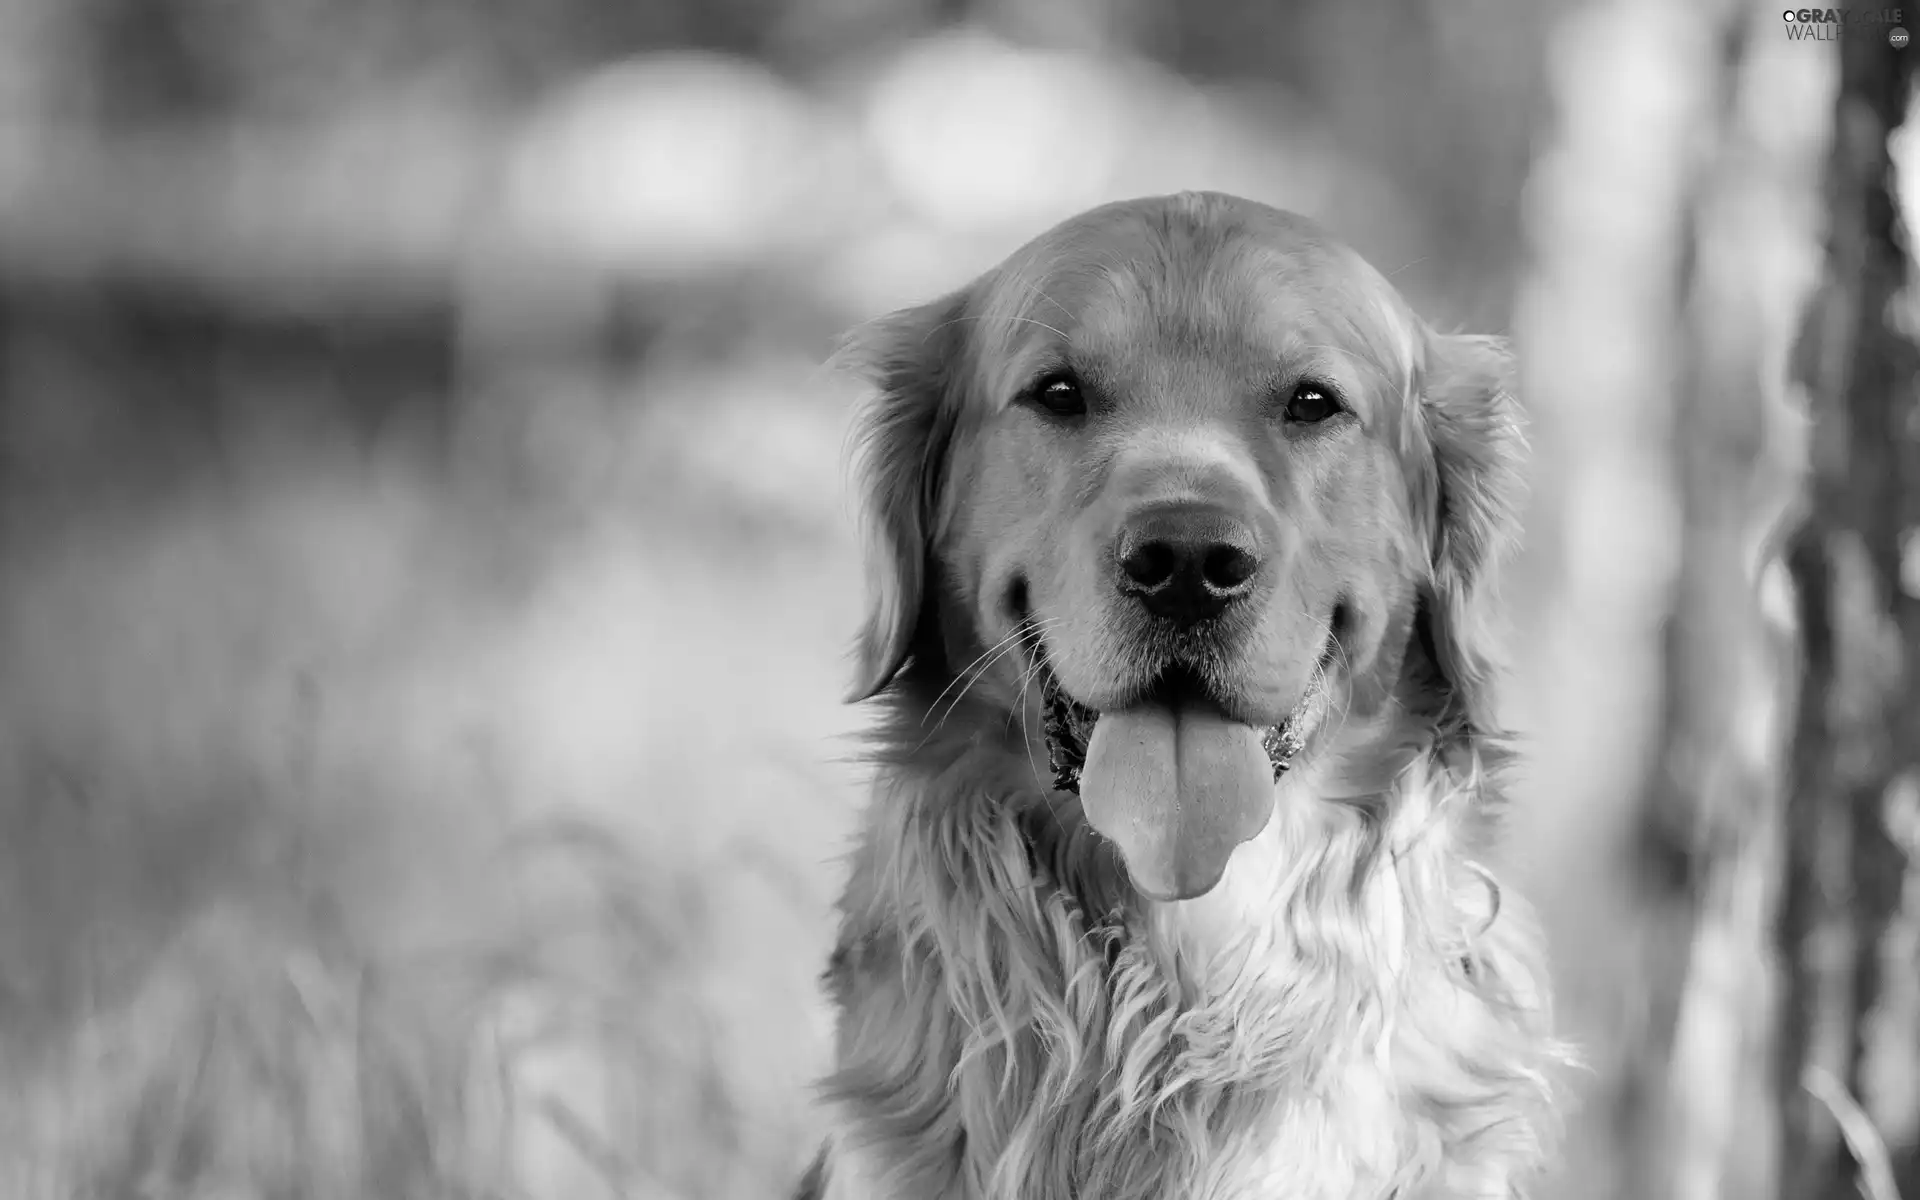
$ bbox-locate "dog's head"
[841,193,1524,903]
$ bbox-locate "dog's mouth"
[1040,665,1311,797]
[1025,621,1342,903]
[1036,646,1334,797]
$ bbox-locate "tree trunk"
[1505,3,1824,1195]
[1780,26,1920,1200]
[1622,6,1815,1195]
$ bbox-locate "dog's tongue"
[1079,699,1275,902]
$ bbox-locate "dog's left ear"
[834,290,972,704]
[1415,331,1528,752]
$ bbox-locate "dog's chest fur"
[1135,818,1421,1200]
[816,760,1556,1200]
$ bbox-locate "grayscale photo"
[0,1,1909,1198]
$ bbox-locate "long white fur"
[813,703,1561,1200]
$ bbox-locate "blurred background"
[0,0,1909,1197]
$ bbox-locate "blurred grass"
[0,350,868,1198]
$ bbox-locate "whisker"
[920,639,1031,746]
[1009,633,1053,791]
[1011,278,1075,324]
[1322,636,1358,742]
[919,617,1067,754]
[924,625,1040,731]
[926,313,1071,344]
[1004,629,1051,738]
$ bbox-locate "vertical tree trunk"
[1512,5,1844,1199]
[1507,2,1803,1195]
[1780,25,1920,1200]
[1623,8,1811,1196]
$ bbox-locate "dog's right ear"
[834,289,972,704]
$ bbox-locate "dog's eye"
[1284,381,1343,425]
[1027,373,1087,418]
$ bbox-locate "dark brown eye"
[1027,372,1087,418]
[1284,381,1342,424]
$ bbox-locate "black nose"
[1115,503,1263,625]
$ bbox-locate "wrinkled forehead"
[968,213,1422,411]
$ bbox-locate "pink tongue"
[1079,700,1276,902]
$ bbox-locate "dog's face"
[843,193,1523,903]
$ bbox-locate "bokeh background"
[0,0,1907,1197]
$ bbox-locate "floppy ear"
[1416,332,1529,755]
[836,290,972,703]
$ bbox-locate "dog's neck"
[1143,751,1432,995]
[1057,731,1486,1085]
[825,688,1556,1200]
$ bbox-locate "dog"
[800,192,1564,1200]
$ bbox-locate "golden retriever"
[800,192,1564,1200]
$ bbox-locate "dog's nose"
[1115,503,1263,625]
